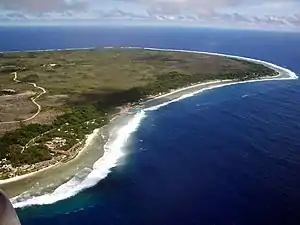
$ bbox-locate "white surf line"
[11,47,298,209]
[0,47,96,54]
[0,46,298,81]
[129,47,298,111]
[0,128,100,186]
[12,112,146,208]
[148,80,231,102]
[123,47,298,79]
[0,72,47,125]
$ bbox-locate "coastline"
[0,128,100,186]
[0,80,272,191]
[0,48,296,208]
[0,127,106,197]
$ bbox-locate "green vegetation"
[0,49,270,95]
[0,105,107,166]
[0,49,278,168]
[19,74,39,83]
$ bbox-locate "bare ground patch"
[25,109,64,125]
[39,94,69,108]
[0,91,36,122]
[0,123,20,136]
[0,93,67,134]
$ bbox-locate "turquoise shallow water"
[1,27,300,225]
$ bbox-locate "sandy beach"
[0,112,135,198]
[0,50,296,202]
[0,80,277,197]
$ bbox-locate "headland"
[0,47,296,206]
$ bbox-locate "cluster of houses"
[45,137,67,152]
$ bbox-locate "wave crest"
[11,47,298,208]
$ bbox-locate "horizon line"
[0,23,299,34]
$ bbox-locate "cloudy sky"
[0,0,300,30]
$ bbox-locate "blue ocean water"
[1,26,300,225]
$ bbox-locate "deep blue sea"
[1,26,300,225]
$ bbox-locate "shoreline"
[0,78,279,187]
[0,48,296,208]
[0,127,107,197]
[6,77,287,204]
[0,128,100,186]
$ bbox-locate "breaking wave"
[11,47,298,208]
[12,111,146,208]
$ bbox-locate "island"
[0,48,278,197]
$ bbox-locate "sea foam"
[11,47,298,208]
[12,111,146,208]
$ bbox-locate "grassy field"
[0,48,276,133]
[0,49,252,94]
[0,49,277,174]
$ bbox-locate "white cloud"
[0,0,299,30]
